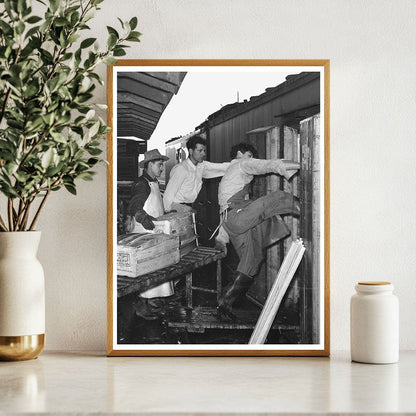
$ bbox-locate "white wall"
[36,0,416,351]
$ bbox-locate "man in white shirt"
[163,136,229,213]
[216,142,300,320]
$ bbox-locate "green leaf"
[64,183,76,195]
[80,37,96,49]
[42,112,54,126]
[113,47,126,57]
[24,25,40,39]
[85,109,95,120]
[50,131,67,143]
[17,0,27,14]
[0,20,13,35]
[87,147,102,156]
[63,146,70,160]
[77,171,95,181]
[16,21,25,35]
[75,93,93,103]
[61,52,72,61]
[41,148,55,169]
[68,33,80,44]
[88,120,100,138]
[87,158,100,166]
[127,30,141,42]
[70,11,80,26]
[49,0,60,13]
[5,162,18,176]
[14,171,29,183]
[59,29,67,47]
[4,1,16,19]
[107,33,117,49]
[45,165,62,177]
[54,17,69,27]
[129,17,138,30]
[26,15,42,24]
[23,83,39,98]
[103,56,117,65]
[106,26,119,39]
[25,117,44,134]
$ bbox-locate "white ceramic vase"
[0,231,45,360]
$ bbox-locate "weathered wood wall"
[245,126,301,312]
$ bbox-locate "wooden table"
[117,246,226,308]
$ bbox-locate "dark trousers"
[223,190,299,276]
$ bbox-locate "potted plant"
[0,0,140,360]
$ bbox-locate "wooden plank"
[311,115,321,344]
[249,240,305,344]
[117,91,163,113]
[167,306,299,333]
[118,73,182,94]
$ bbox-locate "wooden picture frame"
[107,60,330,356]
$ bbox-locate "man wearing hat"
[126,149,173,299]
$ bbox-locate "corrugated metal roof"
[198,72,319,129]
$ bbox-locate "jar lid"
[358,281,391,285]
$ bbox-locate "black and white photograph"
[108,60,329,355]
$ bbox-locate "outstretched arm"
[202,161,230,179]
[240,158,300,180]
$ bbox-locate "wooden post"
[186,273,193,309]
[216,259,222,303]
[282,125,301,310]
[299,114,320,344]
[265,126,281,295]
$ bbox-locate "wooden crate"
[117,233,180,278]
[153,211,198,257]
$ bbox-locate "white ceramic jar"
[350,281,399,364]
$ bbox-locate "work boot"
[217,272,253,321]
[133,298,158,321]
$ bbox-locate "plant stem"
[7,199,14,231]
[29,189,50,231]
[15,199,28,231]
[20,199,33,231]
[0,214,8,232]
[14,199,23,231]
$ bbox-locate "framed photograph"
[107,60,330,356]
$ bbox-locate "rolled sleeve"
[240,158,286,176]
